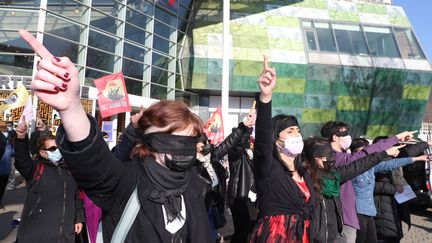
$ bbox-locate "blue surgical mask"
[47,149,63,163]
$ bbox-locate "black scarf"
[142,157,188,223]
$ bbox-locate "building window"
[315,22,337,52]
[305,30,317,51]
[333,23,369,56]
[393,28,426,59]
[364,26,400,58]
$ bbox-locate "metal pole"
[222,0,230,138]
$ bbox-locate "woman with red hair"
[19,30,212,243]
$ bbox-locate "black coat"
[373,172,403,239]
[200,122,251,208]
[372,142,428,240]
[56,116,213,243]
[313,151,388,243]
[14,138,84,243]
[227,124,254,205]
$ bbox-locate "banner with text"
[94,72,131,118]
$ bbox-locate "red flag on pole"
[94,72,131,118]
[203,107,224,145]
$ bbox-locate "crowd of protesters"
[0,29,431,243]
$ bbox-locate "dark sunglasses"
[44,146,58,152]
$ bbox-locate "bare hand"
[131,106,145,128]
[16,116,28,139]
[75,223,83,234]
[258,55,276,103]
[243,110,256,127]
[413,154,430,162]
[396,130,417,142]
[19,30,81,112]
[385,144,406,157]
[395,185,404,193]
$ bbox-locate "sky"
[393,0,432,62]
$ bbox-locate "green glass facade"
[186,0,432,138]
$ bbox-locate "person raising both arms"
[18,29,212,242]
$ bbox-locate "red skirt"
[250,214,309,243]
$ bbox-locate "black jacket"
[14,138,84,243]
[373,172,403,239]
[373,141,429,240]
[227,124,254,205]
[56,116,213,243]
[253,100,317,242]
[200,122,251,206]
[313,151,388,243]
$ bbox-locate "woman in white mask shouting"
[250,55,316,243]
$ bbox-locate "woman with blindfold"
[14,120,84,243]
[249,56,316,243]
[18,30,212,242]
[303,138,403,243]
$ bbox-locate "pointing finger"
[263,55,269,70]
[395,144,406,149]
[139,105,145,116]
[19,29,53,59]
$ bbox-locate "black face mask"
[312,142,335,169]
[324,159,336,168]
[142,132,198,172]
[201,143,213,155]
[165,154,197,172]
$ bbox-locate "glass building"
[0,0,431,139]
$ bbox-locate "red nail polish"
[62,83,68,89]
[54,57,61,62]
[54,87,60,91]
[64,72,70,79]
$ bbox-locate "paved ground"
[1,175,432,243]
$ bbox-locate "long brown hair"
[131,100,203,159]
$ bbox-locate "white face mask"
[279,136,304,157]
[47,149,63,163]
[6,127,13,131]
[338,135,352,151]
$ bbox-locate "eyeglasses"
[44,146,58,152]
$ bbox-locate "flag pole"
[221,0,230,138]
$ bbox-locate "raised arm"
[19,30,134,211]
[253,56,276,178]
[335,145,403,182]
[335,131,417,167]
[14,118,36,180]
[211,122,252,163]
[335,151,388,183]
[19,30,90,142]
[374,154,429,173]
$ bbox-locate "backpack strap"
[110,187,140,243]
[33,162,45,182]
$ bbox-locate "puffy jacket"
[313,151,388,243]
[373,172,403,239]
[14,138,84,243]
[373,141,429,240]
